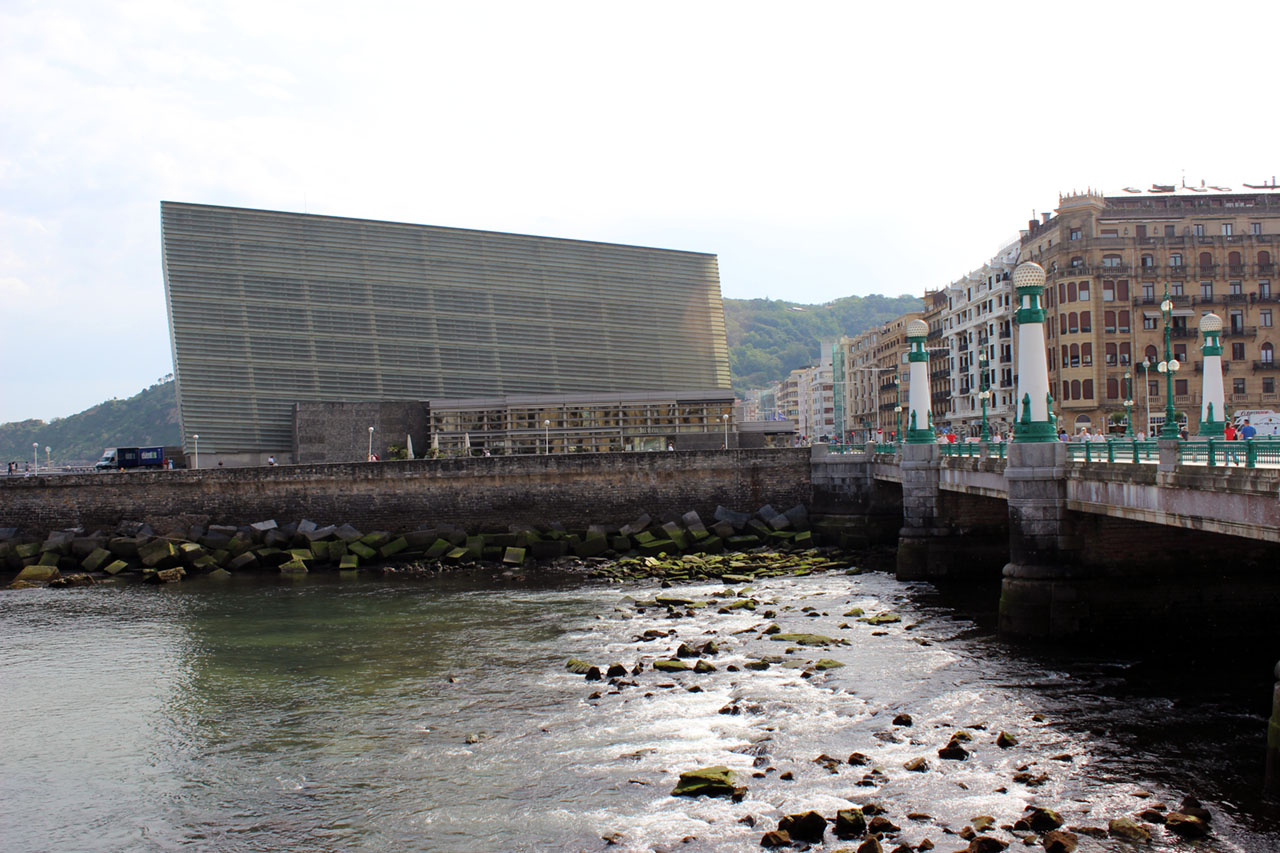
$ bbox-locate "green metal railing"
[1179,437,1280,468]
[939,442,1007,459]
[1065,439,1159,463]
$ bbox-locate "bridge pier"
[998,440,1088,639]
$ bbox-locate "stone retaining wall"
[0,449,813,536]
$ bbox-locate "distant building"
[161,202,731,465]
[1021,184,1280,434]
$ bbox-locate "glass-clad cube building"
[161,202,731,463]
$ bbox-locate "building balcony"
[1253,360,1279,371]
[1139,264,1161,277]
[1223,326,1258,337]
[1228,264,1247,276]
[1169,327,1199,339]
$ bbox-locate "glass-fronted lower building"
[161,202,731,464]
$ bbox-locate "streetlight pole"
[32,442,38,473]
[45,446,51,469]
[368,426,374,460]
[722,413,729,449]
[1141,359,1151,438]
[978,355,991,441]
[1123,369,1134,437]
[893,376,902,441]
[1157,285,1182,439]
[193,434,199,469]
[543,419,550,454]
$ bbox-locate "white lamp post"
[193,434,199,469]
[45,446,51,468]
[32,442,38,472]
[722,413,730,448]
[368,426,375,461]
[1141,359,1151,437]
[543,419,551,454]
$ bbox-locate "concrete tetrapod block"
[81,548,113,573]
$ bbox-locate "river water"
[2,567,1278,852]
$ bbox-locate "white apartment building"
[939,241,1021,436]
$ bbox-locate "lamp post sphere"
[1012,261,1046,289]
[1160,299,1173,313]
[905,318,929,338]
[1200,313,1223,333]
[1158,362,1168,373]
[1169,359,1180,372]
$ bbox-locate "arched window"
[1082,343,1093,366]
[1263,343,1275,365]
[1062,381,1071,401]
[1070,343,1080,366]
[1120,342,1132,365]
[1061,344,1069,365]
[1081,311,1092,332]
[1079,281,1091,301]
[1106,342,1118,365]
[1145,344,1158,362]
[1060,314,1067,335]
[1068,312,1079,333]
[1107,378,1119,399]
[1070,256,1083,269]
[1082,379,1094,399]
[1071,379,1082,399]
[1059,283,1067,303]
[1102,254,1122,268]
[1260,250,1272,267]
[1199,252,1214,268]
[1228,251,1242,267]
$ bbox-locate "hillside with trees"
[0,379,180,468]
[725,293,922,391]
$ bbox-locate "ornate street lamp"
[1123,369,1135,437]
[1157,285,1182,439]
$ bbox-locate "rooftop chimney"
[1042,212,1051,224]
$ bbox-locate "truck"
[95,446,166,470]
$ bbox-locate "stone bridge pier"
[997,440,1084,639]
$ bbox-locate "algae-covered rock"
[102,560,130,575]
[80,548,112,573]
[693,659,717,674]
[814,658,845,670]
[1106,818,1151,842]
[146,567,186,584]
[860,612,902,625]
[278,559,308,575]
[834,807,866,838]
[996,731,1018,748]
[15,564,60,582]
[777,810,826,843]
[502,547,526,565]
[671,765,738,797]
[843,607,865,617]
[769,633,848,647]
[744,660,772,671]
[566,658,596,674]
[1164,812,1208,838]
[654,658,691,672]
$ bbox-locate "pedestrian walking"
[1241,419,1257,440]
[1224,423,1240,465]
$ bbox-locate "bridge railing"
[1066,439,1159,464]
[1178,437,1280,468]
[939,441,1007,460]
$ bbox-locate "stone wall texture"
[0,449,812,536]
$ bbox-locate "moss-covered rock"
[671,765,738,798]
[769,633,848,646]
[654,658,691,672]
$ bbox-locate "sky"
[2,0,1278,423]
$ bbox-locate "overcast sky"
[2,0,1277,423]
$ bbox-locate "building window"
[1141,254,1154,268]
[1233,378,1246,394]
[1117,280,1130,301]
[1071,379,1082,399]
[1144,314,1158,330]
[1082,342,1093,366]
[1070,343,1080,367]
[1145,344,1158,362]
[1068,312,1079,334]
[1068,281,1078,302]
[1262,309,1273,328]
[1230,280,1243,296]
[1107,377,1119,398]
[1265,377,1276,394]
[1070,256,1083,269]
[1169,253,1183,267]
[1080,311,1092,332]
[1201,281,1214,299]
[1253,223,1263,236]
[1120,342,1131,365]
[1106,342,1118,365]
[1082,379,1094,399]
[1176,379,1189,396]
[1195,224,1205,237]
[1070,228,1081,241]
[1175,344,1187,361]
[1079,281,1091,301]
[1101,255,1122,269]
[1165,225,1176,237]
[1261,280,1272,299]
[1060,314,1067,335]
[1233,342,1245,360]
[1058,283,1067,303]
[1143,282,1155,301]
[1103,281,1115,302]
[1263,343,1275,365]
[1104,310,1117,332]
[1149,380,1159,398]
[1171,281,1184,296]
[1199,251,1214,268]
[1222,223,1234,236]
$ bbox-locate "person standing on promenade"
[1241,419,1257,440]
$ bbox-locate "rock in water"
[777,811,826,843]
[671,766,738,798]
[834,807,866,838]
[1042,830,1078,853]
[1164,812,1208,838]
[759,830,791,848]
[996,731,1018,748]
[966,838,1008,852]
[1106,819,1151,843]
[1024,807,1063,831]
[938,739,969,760]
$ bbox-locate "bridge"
[811,437,1280,642]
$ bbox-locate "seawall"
[0,449,814,536]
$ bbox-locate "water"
[2,568,1278,852]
